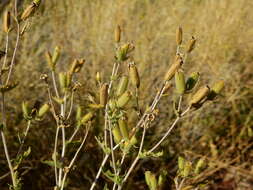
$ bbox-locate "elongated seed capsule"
[116,76,129,96]
[21,4,36,20]
[45,51,54,70]
[118,117,129,139]
[37,103,50,117]
[76,105,82,121]
[183,161,192,177]
[100,83,109,107]
[112,125,122,144]
[96,72,101,83]
[115,25,121,43]
[33,0,41,6]
[186,72,200,91]
[81,112,94,124]
[52,46,60,65]
[116,91,131,108]
[207,80,224,100]
[59,72,67,90]
[129,63,140,88]
[3,11,11,33]
[194,158,205,174]
[22,101,30,119]
[189,86,210,105]
[175,70,185,94]
[145,171,158,190]
[187,36,196,53]
[178,156,185,171]
[164,56,183,81]
[176,26,183,45]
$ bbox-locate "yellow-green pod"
[109,99,117,110]
[178,156,185,171]
[33,0,41,6]
[164,56,183,81]
[100,83,109,107]
[58,72,67,90]
[194,158,205,174]
[182,161,192,177]
[21,4,36,20]
[22,101,30,119]
[118,117,129,139]
[88,104,104,109]
[37,103,50,118]
[116,91,131,108]
[186,36,196,53]
[129,63,140,88]
[116,76,129,96]
[114,25,121,43]
[45,51,54,71]
[145,171,157,190]
[189,86,210,105]
[112,125,122,144]
[3,11,11,33]
[186,72,200,91]
[76,105,82,121]
[52,46,60,65]
[52,96,64,104]
[207,80,224,100]
[81,112,94,124]
[175,70,185,94]
[176,26,183,46]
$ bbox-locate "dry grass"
[0,0,253,189]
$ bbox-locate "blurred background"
[0,0,252,189]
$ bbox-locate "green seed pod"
[45,51,54,70]
[186,36,196,53]
[3,11,11,33]
[176,26,183,46]
[33,0,41,6]
[178,156,185,171]
[114,25,121,43]
[183,161,192,177]
[158,170,167,188]
[118,117,129,139]
[76,105,82,121]
[116,76,129,96]
[59,72,67,90]
[100,83,109,107]
[81,112,94,124]
[129,63,140,88]
[207,80,225,100]
[52,96,64,104]
[189,86,210,106]
[175,70,185,94]
[96,72,101,83]
[22,101,30,119]
[88,104,104,109]
[52,46,60,65]
[109,99,117,110]
[194,158,205,174]
[145,171,157,190]
[116,91,131,108]
[112,125,122,144]
[186,72,200,91]
[21,4,36,20]
[69,59,85,74]
[37,103,50,118]
[164,56,183,81]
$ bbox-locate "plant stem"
[16,120,31,156]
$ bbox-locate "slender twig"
[5,18,20,85]
[60,125,90,190]
[109,122,117,175]
[52,71,60,98]
[117,126,147,190]
[89,143,122,190]
[66,91,74,120]
[53,126,60,185]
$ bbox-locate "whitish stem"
[66,91,74,120]
[177,95,183,113]
[109,122,117,175]
[112,153,126,190]
[60,126,89,190]
[5,18,20,85]
[148,107,190,153]
[117,126,147,190]
[89,142,122,190]
[53,126,60,185]
[52,71,60,98]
